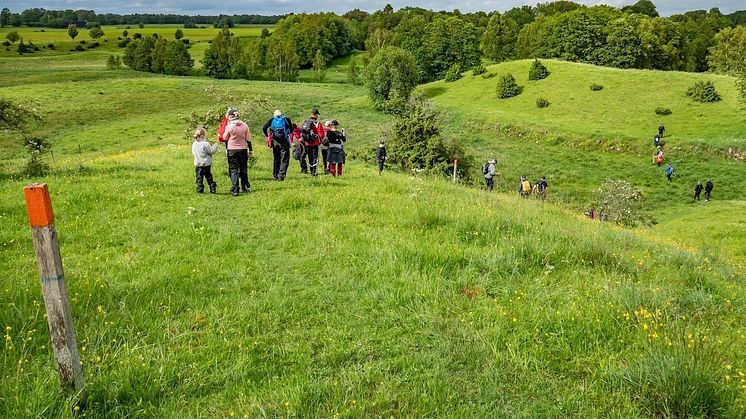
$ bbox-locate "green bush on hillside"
[590,83,604,91]
[536,97,550,108]
[472,64,487,76]
[595,179,651,227]
[738,75,746,103]
[528,59,549,80]
[655,107,672,115]
[443,64,462,82]
[686,81,721,102]
[106,55,122,70]
[496,73,521,99]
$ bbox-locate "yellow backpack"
[522,180,531,192]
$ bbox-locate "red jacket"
[217,117,229,143]
[301,117,325,147]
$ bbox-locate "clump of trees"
[123,35,194,76]
[363,46,418,113]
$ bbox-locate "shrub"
[79,40,86,44]
[364,46,418,113]
[528,59,549,80]
[106,55,122,70]
[16,40,30,54]
[2,41,10,47]
[117,39,130,48]
[595,179,651,227]
[590,83,604,91]
[23,137,51,177]
[443,64,462,82]
[181,39,190,45]
[536,97,550,108]
[686,80,721,103]
[75,45,85,51]
[655,107,672,115]
[481,72,495,79]
[496,73,521,99]
[133,33,142,39]
[472,64,487,76]
[47,43,54,49]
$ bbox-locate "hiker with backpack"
[482,159,497,191]
[694,181,704,200]
[658,123,665,138]
[534,176,548,199]
[290,123,306,172]
[705,180,714,201]
[326,120,347,177]
[654,146,664,166]
[262,109,293,181]
[653,135,661,147]
[665,163,674,182]
[377,141,387,175]
[299,108,325,176]
[519,176,531,197]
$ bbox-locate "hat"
[311,107,320,116]
[274,109,282,117]
[227,108,238,117]
[331,120,339,126]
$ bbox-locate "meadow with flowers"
[1,44,745,417]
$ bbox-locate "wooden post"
[452,159,458,183]
[23,183,85,399]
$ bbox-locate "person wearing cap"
[377,141,387,175]
[262,109,293,181]
[300,108,326,176]
[223,108,253,196]
[326,120,347,177]
[483,159,497,191]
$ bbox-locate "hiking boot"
[232,192,239,197]
[209,183,217,194]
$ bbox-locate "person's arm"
[246,126,253,154]
[262,118,272,137]
[208,141,220,154]
[285,117,293,132]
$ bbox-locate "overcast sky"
[2,1,742,17]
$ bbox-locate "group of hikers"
[481,159,548,199]
[191,107,355,196]
[652,123,715,201]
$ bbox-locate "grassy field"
[1,50,745,417]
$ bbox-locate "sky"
[2,1,742,17]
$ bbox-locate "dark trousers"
[320,147,329,173]
[299,151,308,173]
[485,177,494,191]
[694,190,702,200]
[195,165,216,193]
[378,160,385,173]
[306,146,319,175]
[272,140,290,179]
[227,149,249,193]
[705,190,712,200]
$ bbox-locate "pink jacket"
[223,119,251,150]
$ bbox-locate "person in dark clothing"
[262,109,293,181]
[326,120,347,176]
[705,180,713,201]
[694,181,703,200]
[377,141,387,175]
[653,135,661,147]
[658,123,665,138]
[300,108,325,176]
[535,176,548,199]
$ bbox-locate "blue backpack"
[271,116,287,141]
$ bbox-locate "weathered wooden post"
[23,183,85,400]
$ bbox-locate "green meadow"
[1,46,745,417]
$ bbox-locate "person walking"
[519,176,531,197]
[300,108,325,176]
[191,127,219,194]
[377,141,387,175]
[262,109,293,181]
[222,108,252,196]
[483,159,497,191]
[665,164,674,182]
[705,179,713,201]
[658,123,665,138]
[326,120,347,177]
[654,146,664,166]
[535,176,548,199]
[694,181,703,200]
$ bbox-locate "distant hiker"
[665,164,674,182]
[300,108,325,176]
[262,109,293,181]
[705,179,713,201]
[482,159,497,191]
[326,120,347,177]
[653,135,661,147]
[694,181,703,200]
[535,176,548,199]
[320,119,332,174]
[377,141,387,175]
[519,176,531,197]
[654,146,664,166]
[658,123,665,138]
[192,127,219,194]
[221,108,252,196]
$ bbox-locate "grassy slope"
[0,53,745,417]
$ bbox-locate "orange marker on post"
[23,183,85,401]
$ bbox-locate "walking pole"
[23,183,85,402]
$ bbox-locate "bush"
[2,41,10,47]
[496,73,521,99]
[106,55,122,70]
[117,38,131,48]
[481,72,495,79]
[536,97,550,108]
[686,80,721,103]
[443,64,462,82]
[181,39,190,45]
[23,137,51,177]
[528,59,549,80]
[47,43,54,49]
[595,179,651,227]
[75,45,85,51]
[16,40,30,54]
[590,83,604,91]
[79,40,86,44]
[472,64,487,76]
[133,33,142,39]
[655,107,672,115]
